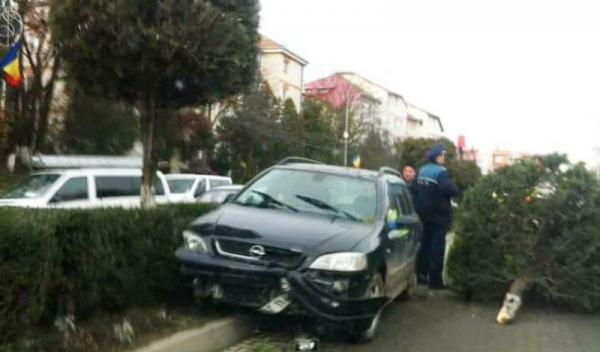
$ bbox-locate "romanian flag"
[0,43,21,88]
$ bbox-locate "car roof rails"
[277,157,324,166]
[378,166,402,178]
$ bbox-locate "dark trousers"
[416,222,447,288]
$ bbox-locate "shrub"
[0,204,212,343]
[447,155,600,311]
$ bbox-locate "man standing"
[415,144,459,289]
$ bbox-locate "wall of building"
[260,52,304,110]
[405,104,444,139]
[340,73,408,142]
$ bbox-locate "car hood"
[190,204,377,254]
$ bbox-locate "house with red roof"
[305,72,444,142]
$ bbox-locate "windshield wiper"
[295,194,359,221]
[243,190,298,212]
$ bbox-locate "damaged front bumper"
[175,248,387,321]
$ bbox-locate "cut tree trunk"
[496,276,531,325]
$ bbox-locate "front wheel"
[348,273,384,343]
[398,271,417,301]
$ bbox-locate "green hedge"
[0,204,212,343]
[447,157,600,311]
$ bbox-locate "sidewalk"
[224,287,600,352]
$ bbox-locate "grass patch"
[246,339,283,352]
[0,305,224,352]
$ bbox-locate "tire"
[398,271,417,301]
[348,273,384,343]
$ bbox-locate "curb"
[132,317,254,352]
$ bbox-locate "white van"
[0,168,172,209]
[165,174,233,203]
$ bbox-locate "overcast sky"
[259,0,600,168]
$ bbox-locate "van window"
[209,179,231,189]
[52,177,88,202]
[95,176,140,198]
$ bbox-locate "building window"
[284,59,290,74]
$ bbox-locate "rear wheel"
[348,273,384,343]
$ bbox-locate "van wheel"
[398,271,417,301]
[348,273,384,343]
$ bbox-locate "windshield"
[167,179,196,194]
[235,169,377,222]
[1,174,60,199]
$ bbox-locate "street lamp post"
[343,98,350,166]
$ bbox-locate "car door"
[193,178,208,199]
[398,186,422,265]
[154,174,170,204]
[48,176,91,209]
[383,180,409,291]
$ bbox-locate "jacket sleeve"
[437,170,460,197]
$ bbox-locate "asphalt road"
[225,287,600,352]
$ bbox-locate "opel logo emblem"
[249,245,266,258]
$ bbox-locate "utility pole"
[343,97,349,166]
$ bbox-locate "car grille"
[215,239,304,269]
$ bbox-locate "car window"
[400,187,415,215]
[167,179,196,194]
[209,179,231,189]
[2,174,60,199]
[388,182,412,216]
[52,177,88,202]
[236,169,377,222]
[95,176,140,198]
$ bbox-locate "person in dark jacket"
[415,144,459,289]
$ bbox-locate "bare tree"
[14,1,60,152]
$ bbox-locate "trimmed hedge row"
[0,204,212,343]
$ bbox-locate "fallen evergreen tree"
[448,154,600,324]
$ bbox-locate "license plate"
[259,294,290,314]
